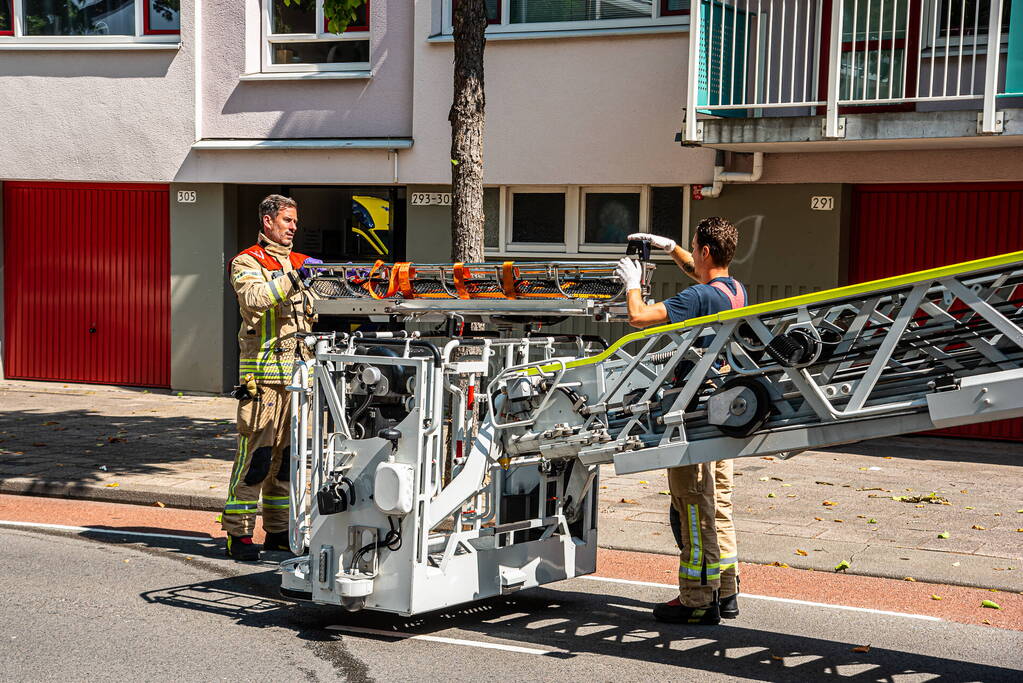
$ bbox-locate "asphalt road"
[1,524,1020,682]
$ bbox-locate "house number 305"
[177,190,198,203]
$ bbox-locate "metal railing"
[684,0,1015,141]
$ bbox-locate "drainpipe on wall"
[700,151,764,199]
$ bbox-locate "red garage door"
[850,182,1023,441]
[3,182,170,388]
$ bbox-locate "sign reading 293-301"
[410,192,451,206]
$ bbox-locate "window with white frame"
[0,0,179,39]
[485,185,687,255]
[445,0,688,34]
[262,0,369,72]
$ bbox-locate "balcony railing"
[683,0,1020,142]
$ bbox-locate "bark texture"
[449,0,488,264]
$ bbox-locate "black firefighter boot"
[226,534,260,561]
[263,529,292,553]
[652,596,721,625]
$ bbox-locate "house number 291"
[810,196,834,211]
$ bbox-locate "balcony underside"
[698,108,1023,153]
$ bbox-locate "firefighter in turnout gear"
[617,217,745,625]
[223,194,320,560]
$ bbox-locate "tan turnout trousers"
[668,459,739,607]
[222,385,292,536]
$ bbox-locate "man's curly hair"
[695,216,738,267]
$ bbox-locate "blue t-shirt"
[663,277,747,324]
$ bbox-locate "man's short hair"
[695,216,738,267]
[259,194,297,226]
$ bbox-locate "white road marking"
[0,519,213,543]
[581,575,942,621]
[326,625,554,655]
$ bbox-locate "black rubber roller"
[765,329,819,367]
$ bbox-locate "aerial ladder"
[280,248,1023,615]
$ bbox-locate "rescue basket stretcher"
[305,259,655,321]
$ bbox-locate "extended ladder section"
[306,259,655,322]
[489,251,1023,475]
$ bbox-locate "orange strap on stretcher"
[501,261,517,299]
[365,260,415,299]
[452,263,471,300]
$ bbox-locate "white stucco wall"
[200,0,414,141]
[402,5,716,186]
[0,4,195,183]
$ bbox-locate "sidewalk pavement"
[1,379,1020,592]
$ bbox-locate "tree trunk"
[449,0,488,264]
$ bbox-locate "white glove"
[616,256,643,291]
[627,232,676,254]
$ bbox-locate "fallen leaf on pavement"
[758,476,770,481]
[620,498,638,504]
[931,595,943,600]
[1016,528,1023,532]
[972,525,986,530]
[904,577,916,582]
[983,619,992,625]
[851,645,871,653]
[767,493,776,498]
[834,519,845,523]
[814,517,823,521]
[816,481,834,486]
[106,483,119,488]
[952,562,961,567]
[937,532,950,539]
[638,480,648,484]
[822,500,837,506]
[107,437,125,444]
[981,600,1001,609]
[152,501,166,508]
[795,549,808,556]
[965,506,975,510]
[868,518,878,524]
[769,561,790,568]
[658,491,670,495]
[835,560,850,572]
[770,655,784,661]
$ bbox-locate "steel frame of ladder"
[491,251,1023,476]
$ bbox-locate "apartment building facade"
[1,1,1020,438]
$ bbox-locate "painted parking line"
[326,625,555,656]
[0,519,213,543]
[582,575,942,622]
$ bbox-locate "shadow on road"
[138,550,1020,682]
[821,434,1022,465]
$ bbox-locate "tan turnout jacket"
[230,233,315,385]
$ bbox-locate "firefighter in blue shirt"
[616,217,746,625]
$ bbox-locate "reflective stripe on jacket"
[231,236,314,385]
